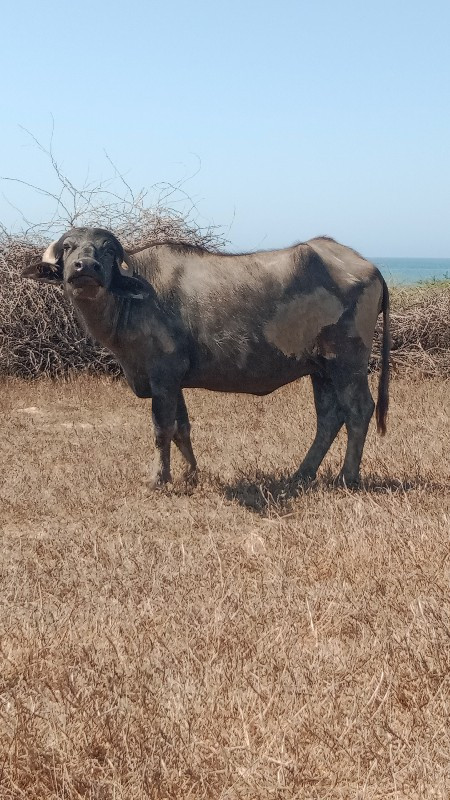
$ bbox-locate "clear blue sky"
[1,0,449,256]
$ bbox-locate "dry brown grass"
[0,374,449,799]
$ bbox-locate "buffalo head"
[23,227,147,300]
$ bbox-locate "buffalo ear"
[22,259,64,283]
[22,239,64,283]
[110,273,151,300]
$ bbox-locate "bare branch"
[103,150,135,203]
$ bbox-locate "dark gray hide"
[24,227,390,488]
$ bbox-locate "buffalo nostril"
[75,260,99,271]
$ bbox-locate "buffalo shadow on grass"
[222,469,446,514]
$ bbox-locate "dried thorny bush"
[0,209,226,378]
[371,281,450,376]
[0,235,115,377]
[0,142,227,378]
[3,232,449,379]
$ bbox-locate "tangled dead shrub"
[1,192,449,378]
[371,281,450,376]
[2,233,449,379]
[1,139,228,378]
[0,209,226,378]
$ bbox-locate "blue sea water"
[372,257,450,286]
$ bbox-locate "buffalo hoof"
[336,472,360,489]
[292,468,317,485]
[183,468,199,487]
[149,471,172,490]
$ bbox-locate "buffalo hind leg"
[293,374,345,483]
[333,371,375,486]
[150,391,178,488]
[173,391,198,484]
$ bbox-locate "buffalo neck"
[67,285,180,369]
[68,288,139,353]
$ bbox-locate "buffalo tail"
[376,278,390,435]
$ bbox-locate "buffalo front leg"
[150,391,178,488]
[293,374,344,483]
[173,390,198,483]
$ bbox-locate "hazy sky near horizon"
[1,0,449,256]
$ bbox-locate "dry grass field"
[0,375,449,799]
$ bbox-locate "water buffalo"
[24,228,390,488]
